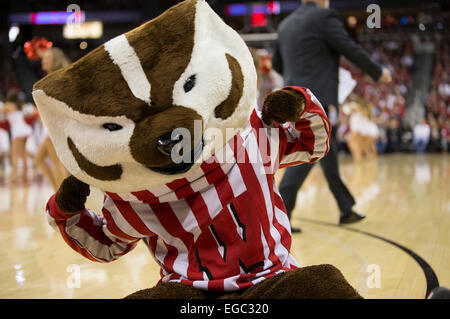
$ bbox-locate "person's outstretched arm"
[321,9,383,81]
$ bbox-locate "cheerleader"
[249,48,284,110]
[1,89,32,183]
[348,104,366,162]
[23,103,39,145]
[33,47,70,190]
[23,103,41,178]
[362,110,379,159]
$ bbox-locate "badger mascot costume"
[32,0,362,298]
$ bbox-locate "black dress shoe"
[340,210,366,224]
[291,226,302,233]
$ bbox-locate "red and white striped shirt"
[46,86,331,292]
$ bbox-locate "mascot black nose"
[156,132,183,156]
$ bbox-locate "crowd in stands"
[338,33,412,154]
[0,52,21,100]
[338,31,449,155]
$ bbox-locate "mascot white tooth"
[33,0,362,298]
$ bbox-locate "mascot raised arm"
[33,0,361,299]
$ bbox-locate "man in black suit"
[273,0,392,232]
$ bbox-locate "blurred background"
[0,0,448,299]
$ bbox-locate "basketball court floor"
[0,153,448,298]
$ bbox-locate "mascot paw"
[55,175,90,213]
[262,88,305,125]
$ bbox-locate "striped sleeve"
[277,86,331,168]
[46,194,140,263]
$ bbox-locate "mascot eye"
[183,75,196,93]
[102,123,123,131]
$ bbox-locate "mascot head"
[32,0,257,193]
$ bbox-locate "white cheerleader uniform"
[365,121,379,138]
[0,129,9,154]
[350,112,379,138]
[7,111,32,140]
[349,112,366,135]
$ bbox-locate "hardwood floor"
[0,153,448,298]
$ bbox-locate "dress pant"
[279,128,356,220]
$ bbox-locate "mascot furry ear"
[33,0,362,299]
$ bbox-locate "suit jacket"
[272,2,382,109]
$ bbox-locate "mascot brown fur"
[33,0,362,299]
